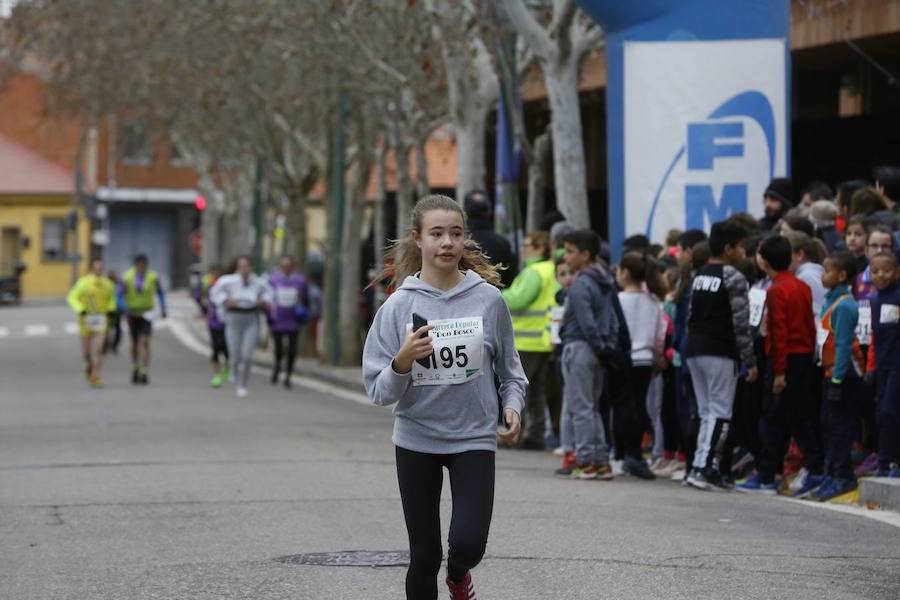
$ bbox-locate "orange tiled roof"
[0,132,73,194]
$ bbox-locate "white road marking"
[24,324,50,336]
[0,327,9,337]
[64,323,79,335]
[166,316,371,407]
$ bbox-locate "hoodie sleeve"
[362,301,412,406]
[492,297,527,415]
[501,266,542,311]
[725,266,756,369]
[67,278,84,314]
[830,299,859,382]
[210,276,229,305]
[568,275,618,358]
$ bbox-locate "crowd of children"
[533,171,900,501]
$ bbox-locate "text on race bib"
[411,316,484,386]
[275,286,299,307]
[856,306,872,345]
[815,322,829,363]
[549,306,565,345]
[85,313,106,332]
[880,304,899,324]
[748,288,766,328]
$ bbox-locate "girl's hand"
[392,324,435,374]
[497,408,521,444]
[225,298,237,309]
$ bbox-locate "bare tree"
[499,0,601,227]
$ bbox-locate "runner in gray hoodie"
[363,195,526,600]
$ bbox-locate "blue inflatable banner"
[576,0,790,255]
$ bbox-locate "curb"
[860,477,900,512]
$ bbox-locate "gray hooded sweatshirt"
[363,270,527,454]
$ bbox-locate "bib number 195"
[422,345,468,369]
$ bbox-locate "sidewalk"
[173,306,364,395]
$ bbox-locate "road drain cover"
[275,550,410,568]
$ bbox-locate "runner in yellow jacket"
[67,259,116,388]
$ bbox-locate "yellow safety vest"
[123,267,159,313]
[510,260,558,352]
[67,274,116,315]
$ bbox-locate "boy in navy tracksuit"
[814,252,865,500]
[865,251,900,477]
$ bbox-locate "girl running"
[363,194,526,600]
[210,256,272,398]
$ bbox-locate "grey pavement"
[1,301,899,600]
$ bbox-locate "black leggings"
[395,446,494,600]
[271,331,298,376]
[609,365,653,461]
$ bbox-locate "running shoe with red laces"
[446,571,476,599]
[554,451,577,477]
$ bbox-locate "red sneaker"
[446,571,476,599]
[554,451,577,476]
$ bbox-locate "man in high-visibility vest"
[67,259,116,388]
[118,254,167,385]
[502,231,559,449]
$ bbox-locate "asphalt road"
[2,301,899,600]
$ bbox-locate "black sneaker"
[283,378,292,390]
[271,369,280,385]
[707,471,734,493]
[623,456,656,480]
[131,368,140,384]
[140,371,149,385]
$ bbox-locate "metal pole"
[252,159,264,271]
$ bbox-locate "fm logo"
[645,91,777,235]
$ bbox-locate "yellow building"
[0,133,91,299]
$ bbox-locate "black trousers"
[518,351,549,447]
[396,447,494,600]
[661,367,681,454]
[676,365,699,469]
[822,374,861,480]
[608,365,653,461]
[758,353,824,482]
[271,330,299,377]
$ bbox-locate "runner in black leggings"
[363,195,526,600]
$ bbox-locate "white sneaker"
[611,459,625,476]
[789,467,808,493]
[236,386,248,398]
[657,460,686,478]
[649,457,667,472]
[552,447,566,457]
[670,468,687,481]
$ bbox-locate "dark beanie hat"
[764,177,793,208]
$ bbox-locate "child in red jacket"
[737,236,822,495]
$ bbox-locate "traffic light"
[194,194,207,211]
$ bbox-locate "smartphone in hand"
[412,312,431,368]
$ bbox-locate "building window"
[41,217,69,261]
[120,118,152,165]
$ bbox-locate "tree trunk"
[414,132,430,198]
[373,142,387,311]
[453,101,489,204]
[544,58,590,226]
[394,137,414,240]
[526,127,551,231]
[338,147,373,366]
[286,189,308,273]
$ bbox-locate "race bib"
[275,286,298,307]
[880,304,900,324]
[856,305,872,345]
[233,287,258,308]
[411,316,484,386]
[748,288,766,328]
[549,306,565,345]
[815,323,829,363]
[85,313,106,332]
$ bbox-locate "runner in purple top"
[268,256,308,388]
